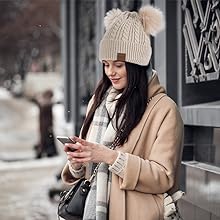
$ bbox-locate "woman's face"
[103,60,127,90]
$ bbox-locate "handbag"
[164,190,185,220]
[57,137,120,220]
[58,163,101,220]
[58,178,90,220]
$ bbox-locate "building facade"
[61,0,220,219]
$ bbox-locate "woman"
[61,5,184,220]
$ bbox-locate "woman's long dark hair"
[81,62,151,145]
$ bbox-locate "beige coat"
[62,72,184,220]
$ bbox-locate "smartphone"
[56,136,76,152]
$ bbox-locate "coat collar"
[148,70,166,99]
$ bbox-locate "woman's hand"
[64,136,118,165]
[64,140,83,170]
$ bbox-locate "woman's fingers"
[64,142,82,152]
[66,136,105,163]
[67,150,91,158]
[71,136,93,147]
[70,157,91,163]
[64,145,74,152]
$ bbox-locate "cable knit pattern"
[109,152,128,178]
[99,11,151,65]
[99,5,164,66]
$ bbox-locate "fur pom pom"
[138,5,165,36]
[104,8,122,30]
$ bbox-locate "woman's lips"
[110,78,120,83]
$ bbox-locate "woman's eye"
[115,63,124,68]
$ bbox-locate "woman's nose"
[106,66,116,76]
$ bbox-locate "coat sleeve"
[119,102,184,194]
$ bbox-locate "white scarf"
[83,87,122,220]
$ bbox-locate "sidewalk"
[0,157,64,220]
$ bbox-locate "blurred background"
[0,0,220,220]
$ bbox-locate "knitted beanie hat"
[99,5,165,66]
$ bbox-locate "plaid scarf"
[83,87,122,220]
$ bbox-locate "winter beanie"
[99,5,165,66]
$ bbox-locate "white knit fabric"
[99,11,151,66]
[108,151,127,178]
[99,6,165,66]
